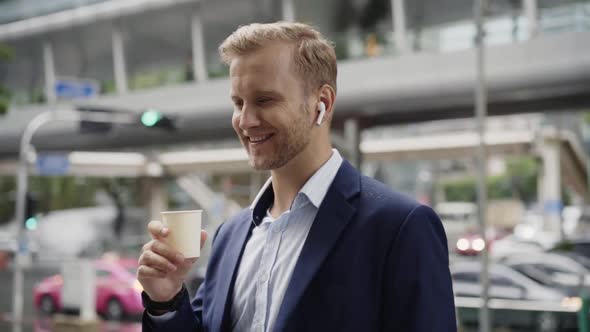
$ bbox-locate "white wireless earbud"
[316,101,326,126]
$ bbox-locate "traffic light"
[140,109,175,130]
[76,106,176,133]
[24,193,38,230]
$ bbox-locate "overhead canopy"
[0,31,589,158]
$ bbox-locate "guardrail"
[456,296,579,313]
[455,295,589,331]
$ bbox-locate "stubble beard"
[247,103,313,171]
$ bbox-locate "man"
[139,22,456,332]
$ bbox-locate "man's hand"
[138,220,208,303]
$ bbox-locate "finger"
[139,250,177,273]
[200,230,208,250]
[137,265,167,279]
[150,240,185,264]
[147,220,169,239]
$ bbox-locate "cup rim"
[161,209,203,215]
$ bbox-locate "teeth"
[250,134,271,143]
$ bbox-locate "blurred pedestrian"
[138,21,456,332]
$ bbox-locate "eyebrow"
[231,90,284,100]
[255,90,284,100]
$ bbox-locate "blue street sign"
[36,154,70,176]
[543,199,563,215]
[55,78,98,99]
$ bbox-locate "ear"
[317,84,336,123]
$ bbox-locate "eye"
[256,97,273,105]
[233,99,244,110]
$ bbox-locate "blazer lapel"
[273,161,361,331]
[211,212,253,332]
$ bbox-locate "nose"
[238,104,261,130]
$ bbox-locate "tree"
[0,176,16,223]
[0,44,14,115]
[439,156,540,204]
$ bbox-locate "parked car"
[455,228,508,256]
[551,238,590,260]
[452,261,579,331]
[490,229,559,259]
[33,258,143,320]
[435,202,477,250]
[501,252,590,296]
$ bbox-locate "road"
[0,264,140,331]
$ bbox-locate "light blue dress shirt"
[230,149,343,332]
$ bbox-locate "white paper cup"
[160,210,202,258]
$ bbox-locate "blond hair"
[219,21,337,94]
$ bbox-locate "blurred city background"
[0,0,589,331]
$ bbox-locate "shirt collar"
[298,149,343,208]
[249,149,343,225]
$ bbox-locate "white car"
[452,261,565,301]
[452,261,578,331]
[490,229,559,260]
[501,252,590,290]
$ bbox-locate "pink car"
[33,258,144,320]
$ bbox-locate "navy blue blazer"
[143,160,456,331]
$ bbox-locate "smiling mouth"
[247,134,274,145]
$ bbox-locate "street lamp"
[11,106,176,332]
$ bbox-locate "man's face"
[229,43,314,171]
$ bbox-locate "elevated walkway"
[1,31,589,157]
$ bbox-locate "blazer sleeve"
[142,288,203,332]
[142,224,224,332]
[381,205,457,332]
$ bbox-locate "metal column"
[523,0,539,38]
[42,41,56,104]
[474,0,490,331]
[391,0,409,53]
[540,136,562,233]
[281,0,295,22]
[191,12,208,83]
[112,24,128,94]
[344,119,362,169]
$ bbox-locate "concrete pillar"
[540,137,562,233]
[191,12,208,82]
[42,40,57,104]
[141,178,168,222]
[112,24,128,94]
[282,0,296,22]
[523,0,539,37]
[344,118,362,169]
[391,0,409,53]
